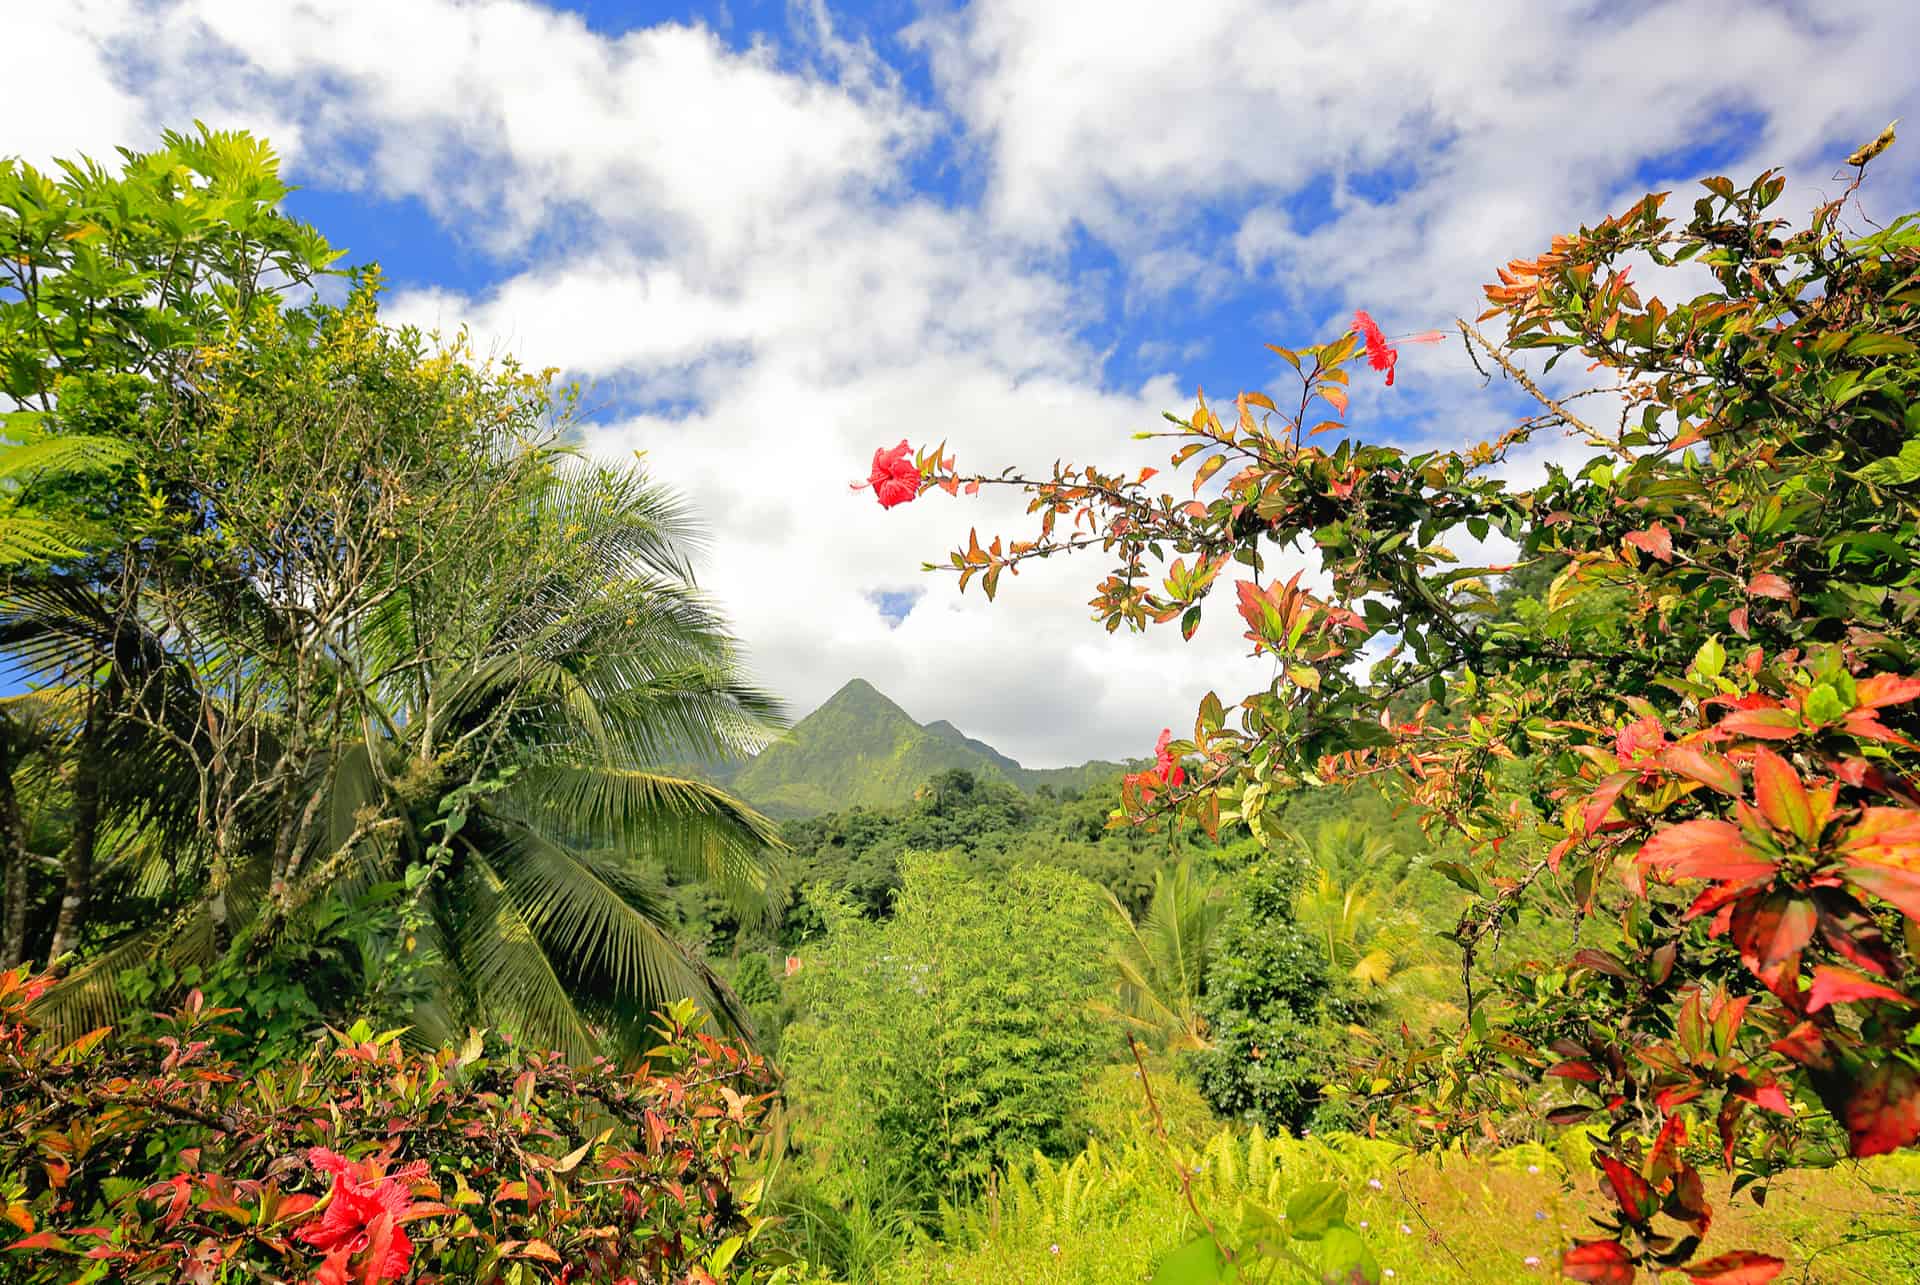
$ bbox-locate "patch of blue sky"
[867,587,923,627]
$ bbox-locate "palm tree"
[1287,822,1448,1009]
[10,459,786,1059]
[0,423,132,568]
[1095,859,1224,1052]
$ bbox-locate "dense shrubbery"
[1194,855,1350,1135]
[0,966,789,1284]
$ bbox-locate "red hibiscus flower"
[1154,728,1185,788]
[1351,310,1397,384]
[855,440,923,509]
[1350,312,1444,387]
[296,1148,419,1283]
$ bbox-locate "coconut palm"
[7,459,785,1058]
[1287,821,1448,1006]
[1095,858,1224,1052]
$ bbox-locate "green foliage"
[1,132,785,1071]
[782,856,1114,1202]
[1193,857,1347,1136]
[1096,859,1226,1053]
[0,124,340,412]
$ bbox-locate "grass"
[863,1081,1920,1285]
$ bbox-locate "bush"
[1193,856,1347,1134]
[0,966,797,1284]
[781,856,1113,1202]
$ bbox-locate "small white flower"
[1367,1178,1384,1190]
[1524,1256,1541,1268]
[1533,1211,1546,1220]
[1359,1220,1370,1229]
[1526,1164,1540,1174]
[1049,1244,1060,1256]
[1399,1224,1412,1235]
[1384,1272,1396,1279]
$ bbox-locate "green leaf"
[1853,439,1920,487]
[1319,1224,1380,1284]
[1430,860,1486,897]
[1151,1236,1229,1285]
[1286,1181,1348,1240]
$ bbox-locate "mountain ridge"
[708,678,1132,817]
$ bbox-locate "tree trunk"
[46,735,102,967]
[0,727,30,968]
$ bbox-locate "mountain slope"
[720,678,1131,817]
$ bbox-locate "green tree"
[1193,854,1344,1135]
[782,855,1112,1202]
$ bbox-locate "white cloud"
[17,0,1918,765]
[914,0,1920,321]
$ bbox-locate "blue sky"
[15,0,1920,764]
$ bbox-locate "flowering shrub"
[0,967,795,1284]
[879,147,1920,1284]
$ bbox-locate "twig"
[1128,1033,1231,1264]
[1457,319,1600,441]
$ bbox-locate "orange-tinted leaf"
[1718,707,1801,740]
[1843,1060,1920,1157]
[1563,1239,1636,1284]
[1639,819,1776,881]
[1805,964,1914,1013]
[1624,524,1674,562]
[1751,749,1813,839]
[1662,745,1742,796]
[1730,605,1750,637]
[1855,674,1920,709]
[1685,1250,1786,1284]
[1748,573,1793,600]
[1584,772,1637,833]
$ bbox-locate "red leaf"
[1729,605,1750,638]
[1718,707,1801,740]
[1649,1113,1688,1180]
[1769,1021,1833,1072]
[1563,1239,1636,1284]
[1729,893,1815,969]
[1685,1250,1787,1284]
[1597,1153,1657,1223]
[1662,745,1743,796]
[1639,819,1777,881]
[1731,1077,1793,1116]
[1584,772,1637,834]
[1547,1060,1604,1083]
[6,1231,67,1251]
[1855,673,1920,709]
[1844,1060,1920,1157]
[1751,749,1813,839]
[1805,964,1914,1013]
[1747,573,1793,600]
[1624,524,1675,562]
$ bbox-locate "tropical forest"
[5,11,1920,1285]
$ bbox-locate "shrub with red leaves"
[0,972,798,1284]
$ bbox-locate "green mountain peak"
[720,678,1128,817]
